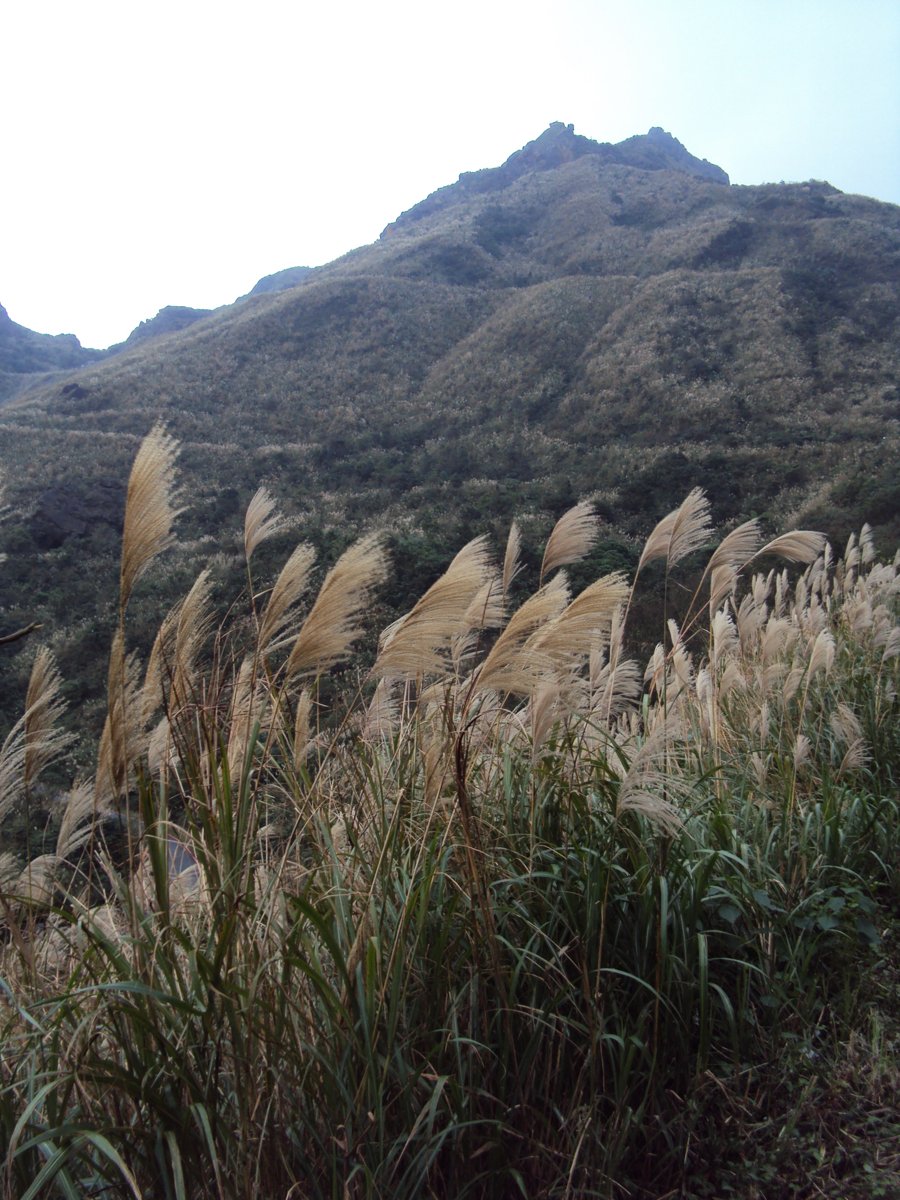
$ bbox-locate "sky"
[2,0,898,349]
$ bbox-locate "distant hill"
[244,266,314,298]
[115,305,215,349]
[0,303,105,402]
[1,122,898,730]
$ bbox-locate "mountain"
[244,266,314,298]
[0,123,898,726]
[0,302,106,403]
[115,305,215,349]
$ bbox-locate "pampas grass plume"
[286,533,387,677]
[638,487,712,572]
[119,424,181,613]
[541,501,599,582]
[244,486,286,562]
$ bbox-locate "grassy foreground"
[1,427,898,1199]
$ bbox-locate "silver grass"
[667,618,694,688]
[830,702,864,747]
[473,573,570,697]
[711,608,739,670]
[617,719,685,834]
[146,716,176,779]
[709,563,738,618]
[529,681,561,757]
[589,658,642,721]
[15,853,59,906]
[96,630,145,806]
[541,500,599,582]
[502,520,522,597]
[761,617,794,664]
[529,573,630,669]
[286,533,388,677]
[638,488,712,572]
[706,519,763,575]
[783,665,805,703]
[754,530,826,566]
[0,853,18,887]
[837,739,870,778]
[0,717,28,824]
[119,424,181,612]
[719,662,746,698]
[793,733,811,770]
[695,667,715,742]
[162,568,215,717]
[644,643,667,699]
[258,543,317,656]
[360,678,397,744]
[55,781,96,861]
[376,537,493,681]
[244,486,286,562]
[293,688,316,768]
[451,576,506,671]
[808,629,836,677]
[860,523,876,566]
[227,656,265,781]
[880,626,900,662]
[23,648,72,794]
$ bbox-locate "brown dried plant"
[119,424,181,614]
[540,500,599,583]
[375,537,494,681]
[637,487,712,573]
[244,486,286,562]
[285,533,388,678]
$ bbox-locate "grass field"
[1,429,897,1198]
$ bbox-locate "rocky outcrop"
[119,305,213,348]
[382,123,729,236]
[30,479,125,549]
[244,266,313,298]
[0,303,105,402]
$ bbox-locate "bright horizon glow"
[2,0,898,349]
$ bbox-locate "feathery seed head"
[638,487,712,572]
[244,486,286,562]
[541,500,599,581]
[120,424,182,612]
[286,533,388,677]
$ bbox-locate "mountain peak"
[383,123,728,237]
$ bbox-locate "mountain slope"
[0,124,897,726]
[0,302,106,402]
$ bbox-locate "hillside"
[1,122,898,730]
[0,302,106,403]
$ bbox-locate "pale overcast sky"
[2,0,898,349]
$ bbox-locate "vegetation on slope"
[1,430,897,1198]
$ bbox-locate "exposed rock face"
[30,480,125,549]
